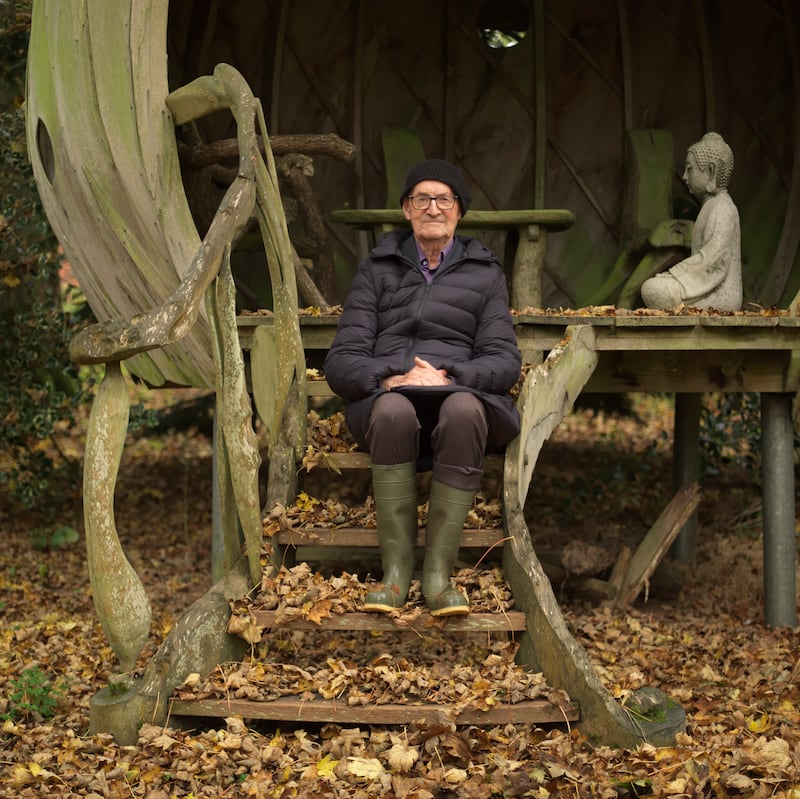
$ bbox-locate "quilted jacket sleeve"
[323,264,395,401]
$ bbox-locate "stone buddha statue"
[641,131,742,311]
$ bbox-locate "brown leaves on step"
[228,564,516,639]
[262,489,503,539]
[303,409,361,472]
[236,563,366,631]
[262,494,366,541]
[175,635,570,715]
[514,304,790,317]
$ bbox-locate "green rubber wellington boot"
[422,478,475,616]
[363,462,418,613]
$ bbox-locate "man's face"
[402,179,462,245]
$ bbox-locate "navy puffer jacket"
[324,229,522,450]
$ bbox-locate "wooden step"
[168,696,579,726]
[246,609,527,633]
[276,526,507,549]
[310,450,504,472]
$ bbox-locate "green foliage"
[2,665,66,721]
[0,2,31,101]
[0,6,94,511]
[28,524,80,551]
[611,779,653,797]
[699,393,765,476]
[108,678,132,698]
[0,106,93,510]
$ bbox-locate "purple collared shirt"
[415,239,455,283]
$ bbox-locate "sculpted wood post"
[67,66,305,734]
[83,361,151,673]
[502,325,686,746]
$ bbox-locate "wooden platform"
[241,309,800,628]
[240,309,800,393]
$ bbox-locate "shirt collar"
[415,238,455,271]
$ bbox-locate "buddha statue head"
[683,131,734,199]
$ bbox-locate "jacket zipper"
[404,279,433,372]
[376,240,490,372]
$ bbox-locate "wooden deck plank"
[251,316,800,353]
[276,526,507,549]
[579,327,794,351]
[247,609,527,632]
[169,696,579,725]
[584,349,798,393]
[240,313,800,364]
[240,311,795,332]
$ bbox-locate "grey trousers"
[365,391,488,490]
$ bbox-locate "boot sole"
[429,604,470,617]
[363,602,400,613]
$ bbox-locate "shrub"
[2,665,66,721]
[0,107,93,510]
[699,392,768,477]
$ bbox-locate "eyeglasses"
[407,194,459,211]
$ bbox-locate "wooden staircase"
[168,579,579,727]
[68,68,685,747]
[164,322,688,742]
[167,390,580,728]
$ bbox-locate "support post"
[510,224,545,310]
[211,404,224,582]
[760,393,797,627]
[670,393,702,563]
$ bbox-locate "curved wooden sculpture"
[26,1,306,741]
[25,1,211,387]
[503,325,685,747]
[85,62,307,740]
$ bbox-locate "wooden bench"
[329,207,574,309]
[330,125,574,309]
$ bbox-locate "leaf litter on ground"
[2,389,800,797]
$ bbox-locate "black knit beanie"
[400,158,471,215]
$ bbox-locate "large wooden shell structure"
[24,0,799,746]
[27,1,800,385]
[26,2,212,387]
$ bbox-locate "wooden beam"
[617,0,633,131]
[276,526,507,550]
[246,609,527,633]
[608,482,701,610]
[329,208,575,232]
[768,0,800,307]
[169,696,579,726]
[533,0,546,207]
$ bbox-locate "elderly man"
[324,159,521,616]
